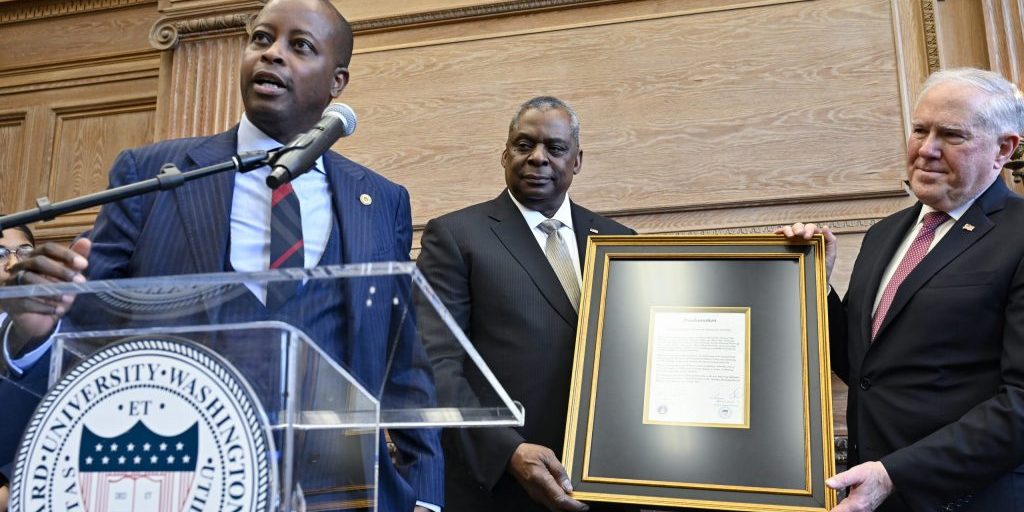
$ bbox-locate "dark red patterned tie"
[871,211,949,340]
[268,181,304,309]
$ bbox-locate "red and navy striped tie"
[268,181,304,309]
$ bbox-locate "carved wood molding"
[920,0,940,73]
[654,216,881,236]
[0,70,157,96]
[147,0,626,50]
[350,0,626,33]
[597,189,907,219]
[151,12,255,50]
[0,0,153,25]
[0,53,159,96]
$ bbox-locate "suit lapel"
[570,202,598,262]
[174,128,238,273]
[325,152,370,338]
[859,206,920,345]
[873,180,1009,341]
[489,193,578,325]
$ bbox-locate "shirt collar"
[238,113,325,176]
[917,195,976,224]
[507,190,574,231]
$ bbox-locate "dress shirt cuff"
[3,317,59,377]
[416,500,441,512]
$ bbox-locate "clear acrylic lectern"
[0,262,523,512]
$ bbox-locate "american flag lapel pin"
[963,223,975,232]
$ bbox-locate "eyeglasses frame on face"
[0,245,34,264]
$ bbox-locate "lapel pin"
[963,223,975,232]
[359,194,372,206]
[589,228,599,234]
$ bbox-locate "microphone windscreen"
[323,103,357,136]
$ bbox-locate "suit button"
[859,377,871,390]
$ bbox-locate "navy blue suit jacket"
[831,179,1024,511]
[2,127,443,509]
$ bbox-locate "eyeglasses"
[0,245,34,264]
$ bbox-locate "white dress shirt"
[508,191,583,285]
[2,312,55,375]
[871,198,977,314]
[233,114,332,303]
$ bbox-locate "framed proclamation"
[563,235,836,511]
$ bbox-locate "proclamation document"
[643,307,750,428]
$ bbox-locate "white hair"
[919,68,1024,136]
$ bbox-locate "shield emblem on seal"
[10,337,275,512]
[78,422,198,512]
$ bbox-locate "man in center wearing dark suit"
[416,96,635,512]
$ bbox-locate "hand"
[413,507,430,512]
[827,461,894,512]
[1,239,90,352]
[0,483,8,512]
[775,222,837,282]
[508,443,588,511]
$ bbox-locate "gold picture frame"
[563,234,836,511]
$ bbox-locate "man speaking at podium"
[0,0,442,510]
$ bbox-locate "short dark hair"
[0,217,34,246]
[253,0,353,67]
[509,96,581,148]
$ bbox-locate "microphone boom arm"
[0,150,270,230]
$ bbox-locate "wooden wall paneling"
[49,100,157,203]
[0,75,160,243]
[0,113,28,214]
[0,105,54,228]
[149,2,265,139]
[982,0,1024,86]
[891,0,935,135]
[934,0,991,69]
[353,0,811,49]
[0,0,162,242]
[344,0,910,230]
[336,0,547,23]
[0,1,158,73]
[161,33,247,138]
[38,100,157,241]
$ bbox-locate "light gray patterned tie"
[538,218,581,311]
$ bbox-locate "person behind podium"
[0,223,33,285]
[416,96,635,512]
[0,0,442,510]
[778,67,1024,511]
[0,221,35,512]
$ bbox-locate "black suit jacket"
[416,191,634,511]
[831,178,1024,511]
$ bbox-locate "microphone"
[266,103,357,189]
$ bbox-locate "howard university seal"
[10,337,274,512]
